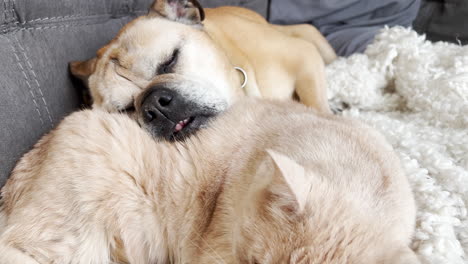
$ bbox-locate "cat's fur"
[0,99,419,263]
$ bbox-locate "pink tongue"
[175,118,190,132]
[175,123,184,132]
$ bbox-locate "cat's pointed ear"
[267,149,311,212]
[149,0,205,25]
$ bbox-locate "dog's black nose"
[138,85,215,141]
[141,88,177,123]
[135,81,219,140]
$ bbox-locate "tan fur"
[0,99,418,263]
[70,1,336,114]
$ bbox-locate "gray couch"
[0,0,268,188]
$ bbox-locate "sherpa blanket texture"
[326,26,468,264]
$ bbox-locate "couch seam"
[4,0,48,125]
[0,15,137,34]
[21,14,97,24]
[18,12,147,24]
[13,34,53,124]
[2,0,6,22]
[2,35,45,126]
[5,0,9,22]
[7,0,17,24]
[3,0,14,24]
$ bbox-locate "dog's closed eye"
[124,105,136,113]
[157,48,180,75]
[121,101,136,113]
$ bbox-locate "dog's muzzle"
[136,82,220,141]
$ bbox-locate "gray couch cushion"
[269,0,420,56]
[0,0,267,188]
[202,0,268,17]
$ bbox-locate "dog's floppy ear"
[149,0,205,25]
[69,58,97,106]
[69,58,97,84]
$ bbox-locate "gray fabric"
[413,0,468,45]
[270,0,421,56]
[201,0,268,17]
[0,0,265,188]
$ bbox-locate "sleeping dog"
[70,0,336,140]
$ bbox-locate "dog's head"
[199,150,419,264]
[70,0,243,140]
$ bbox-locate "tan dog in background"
[0,99,419,263]
[70,0,336,140]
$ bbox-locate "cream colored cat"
[0,99,419,263]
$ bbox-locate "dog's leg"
[293,43,332,114]
[273,24,337,64]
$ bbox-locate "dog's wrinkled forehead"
[117,17,191,49]
[109,18,189,76]
[100,0,204,53]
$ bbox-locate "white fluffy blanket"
[326,26,468,264]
